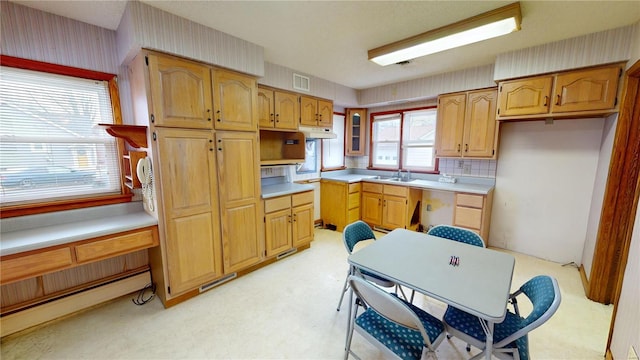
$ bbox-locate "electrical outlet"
[426,204,432,211]
[457,160,464,168]
[463,164,471,174]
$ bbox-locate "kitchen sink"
[370,175,414,182]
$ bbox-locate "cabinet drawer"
[348,182,361,193]
[291,191,313,207]
[75,229,157,263]
[362,182,383,193]
[454,206,483,229]
[384,184,408,197]
[348,192,361,209]
[348,208,360,223]
[456,193,484,208]
[265,196,291,213]
[1,248,73,284]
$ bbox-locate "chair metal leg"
[396,285,408,302]
[410,289,416,303]
[336,269,351,311]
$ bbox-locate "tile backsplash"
[346,156,496,178]
[438,158,497,178]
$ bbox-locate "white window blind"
[402,109,437,171]
[322,114,345,169]
[0,66,121,205]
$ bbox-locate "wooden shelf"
[98,124,148,148]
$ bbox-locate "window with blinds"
[370,107,437,172]
[0,66,121,205]
[321,114,345,170]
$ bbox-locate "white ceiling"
[11,1,640,90]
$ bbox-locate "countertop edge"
[1,212,158,257]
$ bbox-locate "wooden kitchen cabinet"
[147,53,214,129]
[129,50,264,305]
[346,108,367,156]
[215,131,263,273]
[453,190,494,242]
[212,69,258,131]
[300,95,333,128]
[257,86,299,130]
[154,128,223,296]
[497,63,623,120]
[436,88,498,158]
[264,191,314,256]
[320,180,361,232]
[361,182,421,231]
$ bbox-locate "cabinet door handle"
[543,96,549,107]
[457,144,461,153]
[383,200,386,207]
[270,113,274,122]
[293,214,297,222]
[465,144,468,152]
[216,109,221,122]
[555,94,561,105]
[276,113,279,123]
[378,199,381,206]
[288,214,292,223]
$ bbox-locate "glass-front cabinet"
[346,108,367,156]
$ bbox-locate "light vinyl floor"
[1,229,612,359]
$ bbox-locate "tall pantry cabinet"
[128,51,261,306]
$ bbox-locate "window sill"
[0,193,133,219]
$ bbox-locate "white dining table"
[347,228,515,360]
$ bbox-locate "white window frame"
[369,107,438,172]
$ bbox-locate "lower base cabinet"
[264,191,314,257]
[361,182,422,231]
[320,180,361,232]
[453,190,494,241]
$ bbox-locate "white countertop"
[321,173,493,195]
[1,203,158,256]
[261,182,315,198]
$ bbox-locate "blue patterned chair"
[345,275,446,360]
[337,221,403,311]
[427,224,485,247]
[443,275,561,360]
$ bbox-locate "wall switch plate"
[458,160,464,168]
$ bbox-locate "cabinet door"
[383,195,407,230]
[292,203,314,247]
[346,109,366,156]
[265,208,292,256]
[435,93,466,157]
[497,76,552,117]
[463,89,498,158]
[551,66,620,113]
[320,181,347,231]
[148,54,213,129]
[300,96,318,126]
[361,192,383,226]
[213,69,257,131]
[317,99,333,128]
[257,87,275,128]
[154,128,222,295]
[274,91,299,130]
[216,131,262,273]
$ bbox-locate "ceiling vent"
[293,73,310,92]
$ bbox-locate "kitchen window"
[321,113,345,170]
[0,57,125,217]
[370,107,437,172]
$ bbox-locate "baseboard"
[579,264,590,296]
[1,271,150,338]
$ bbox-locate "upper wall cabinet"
[212,69,258,131]
[346,108,367,156]
[496,63,623,121]
[436,88,498,159]
[300,96,333,128]
[257,86,299,130]
[148,54,214,129]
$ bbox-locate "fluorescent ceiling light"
[369,2,522,66]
